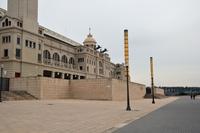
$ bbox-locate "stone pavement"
[114,96,200,133]
[0,97,178,133]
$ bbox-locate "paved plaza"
[114,96,200,133]
[0,97,177,133]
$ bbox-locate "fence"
[0,78,9,91]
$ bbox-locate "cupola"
[83,28,97,48]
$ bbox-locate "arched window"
[61,55,68,64]
[43,50,51,64]
[5,19,8,26]
[69,57,75,65]
[53,53,60,61]
[43,50,51,59]
[8,21,11,26]
[61,55,68,68]
[53,53,60,66]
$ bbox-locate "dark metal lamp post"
[150,57,155,104]
[124,29,132,111]
[126,65,131,111]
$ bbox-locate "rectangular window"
[38,44,41,50]
[4,49,8,57]
[2,37,5,43]
[17,22,20,27]
[80,66,83,71]
[16,49,21,59]
[38,54,42,63]
[15,72,21,78]
[17,37,20,45]
[25,40,36,49]
[8,36,11,43]
[78,58,84,63]
[25,40,29,47]
[33,42,36,48]
[5,36,8,43]
[2,36,11,43]
[29,41,32,48]
[20,23,22,27]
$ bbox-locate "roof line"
[40,25,82,47]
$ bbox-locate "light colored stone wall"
[10,77,41,98]
[10,77,70,99]
[7,0,39,33]
[40,78,70,99]
[111,79,146,101]
[69,79,145,100]
[10,77,146,101]
[70,79,112,100]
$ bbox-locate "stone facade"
[112,79,146,100]
[9,77,41,98]
[70,79,112,100]
[0,0,125,80]
[10,77,146,101]
[1,0,145,101]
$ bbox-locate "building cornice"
[40,26,82,47]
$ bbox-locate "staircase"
[2,91,38,101]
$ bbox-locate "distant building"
[0,0,125,80]
[162,87,200,96]
[113,64,126,80]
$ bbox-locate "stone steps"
[2,91,37,101]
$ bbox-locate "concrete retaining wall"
[40,78,70,99]
[70,79,112,100]
[112,79,146,101]
[10,77,41,98]
[10,77,146,101]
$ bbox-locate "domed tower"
[83,28,97,49]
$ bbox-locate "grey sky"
[1,0,200,86]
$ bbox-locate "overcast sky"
[1,0,200,87]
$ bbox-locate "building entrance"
[64,74,71,80]
[55,72,62,79]
[43,70,52,77]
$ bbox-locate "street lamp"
[124,29,131,111]
[0,64,4,102]
[126,64,131,111]
[150,57,155,104]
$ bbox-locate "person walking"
[193,94,196,100]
